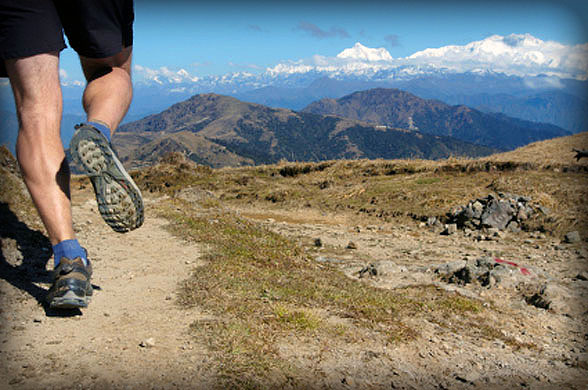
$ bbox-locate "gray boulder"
[481,199,514,230]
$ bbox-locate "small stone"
[538,206,550,215]
[374,260,398,276]
[564,231,581,243]
[441,224,458,235]
[472,201,484,217]
[358,264,378,278]
[346,241,358,250]
[314,238,323,247]
[341,377,353,386]
[487,227,500,236]
[507,221,521,233]
[140,338,156,348]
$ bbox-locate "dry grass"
[153,197,529,389]
[487,131,588,166]
[132,142,588,237]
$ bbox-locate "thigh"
[0,0,66,77]
[5,52,62,132]
[56,0,134,59]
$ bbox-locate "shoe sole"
[48,289,91,309]
[70,125,144,232]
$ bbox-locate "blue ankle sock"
[87,121,111,143]
[53,239,87,267]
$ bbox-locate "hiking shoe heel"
[46,257,93,310]
[70,124,144,232]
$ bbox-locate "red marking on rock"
[494,258,531,276]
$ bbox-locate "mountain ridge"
[114,93,496,168]
[302,88,570,150]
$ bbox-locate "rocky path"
[238,206,588,389]
[0,194,212,389]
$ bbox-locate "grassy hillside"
[132,132,588,237]
[114,93,496,169]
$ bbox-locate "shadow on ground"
[0,202,84,317]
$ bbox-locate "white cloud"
[267,33,588,80]
[58,68,85,87]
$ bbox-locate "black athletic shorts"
[0,0,134,77]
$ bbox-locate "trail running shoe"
[46,257,93,309]
[70,123,144,232]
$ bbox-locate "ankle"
[52,239,87,267]
[86,120,112,143]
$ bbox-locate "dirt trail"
[0,194,213,389]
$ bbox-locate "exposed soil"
[1,177,588,389]
[0,191,214,389]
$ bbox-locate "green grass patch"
[415,177,442,185]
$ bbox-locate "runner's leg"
[5,52,75,246]
[80,46,133,134]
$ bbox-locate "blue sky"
[57,0,588,82]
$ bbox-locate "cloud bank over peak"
[408,34,587,79]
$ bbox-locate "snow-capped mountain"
[336,42,393,61]
[116,34,587,134]
[129,33,587,88]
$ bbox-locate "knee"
[16,107,61,137]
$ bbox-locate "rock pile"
[445,193,541,233]
[431,257,537,289]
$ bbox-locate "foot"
[70,123,144,232]
[46,257,93,309]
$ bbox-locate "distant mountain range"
[2,34,585,157]
[124,72,587,136]
[302,88,570,150]
[114,93,496,168]
[120,34,587,134]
